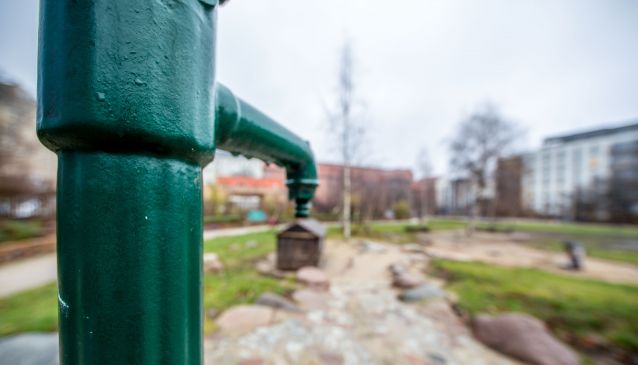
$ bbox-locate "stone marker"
[563,241,585,271]
[472,313,581,365]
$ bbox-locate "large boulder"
[296,266,330,290]
[392,272,424,289]
[472,313,580,365]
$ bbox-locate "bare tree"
[415,147,433,219]
[449,104,521,230]
[416,147,432,179]
[326,41,366,240]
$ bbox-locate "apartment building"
[523,121,638,218]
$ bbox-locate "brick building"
[495,156,525,217]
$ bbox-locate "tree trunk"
[343,164,351,240]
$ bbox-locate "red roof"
[216,176,285,189]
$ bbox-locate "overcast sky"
[2,0,637,175]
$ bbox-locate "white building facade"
[202,150,265,185]
[523,121,638,217]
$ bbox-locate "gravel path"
[0,254,57,298]
[205,241,520,365]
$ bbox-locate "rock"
[359,240,386,253]
[255,260,273,275]
[292,289,330,311]
[319,352,344,365]
[401,243,425,254]
[398,283,445,302]
[296,266,330,290]
[206,308,218,319]
[255,256,296,280]
[427,352,447,364]
[255,259,286,279]
[255,292,301,312]
[203,253,224,274]
[238,357,265,365]
[392,272,424,289]
[0,333,59,365]
[215,305,275,336]
[416,234,433,246]
[388,263,408,276]
[472,313,581,365]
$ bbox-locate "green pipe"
[215,84,318,218]
[37,1,317,364]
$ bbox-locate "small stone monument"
[563,240,585,270]
[276,219,325,270]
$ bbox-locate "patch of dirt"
[425,231,638,285]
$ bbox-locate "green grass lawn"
[0,283,58,335]
[433,259,638,357]
[0,230,288,337]
[0,219,46,244]
[327,218,468,243]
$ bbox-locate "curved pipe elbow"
[214,83,318,218]
[285,154,318,218]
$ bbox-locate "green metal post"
[38,1,217,363]
[38,1,318,364]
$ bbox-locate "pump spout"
[214,84,319,217]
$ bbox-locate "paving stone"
[0,333,59,365]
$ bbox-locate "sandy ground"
[0,254,58,298]
[425,231,638,285]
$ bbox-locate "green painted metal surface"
[56,152,203,364]
[37,0,318,364]
[215,84,319,218]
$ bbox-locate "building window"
[556,150,566,184]
[572,148,582,186]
